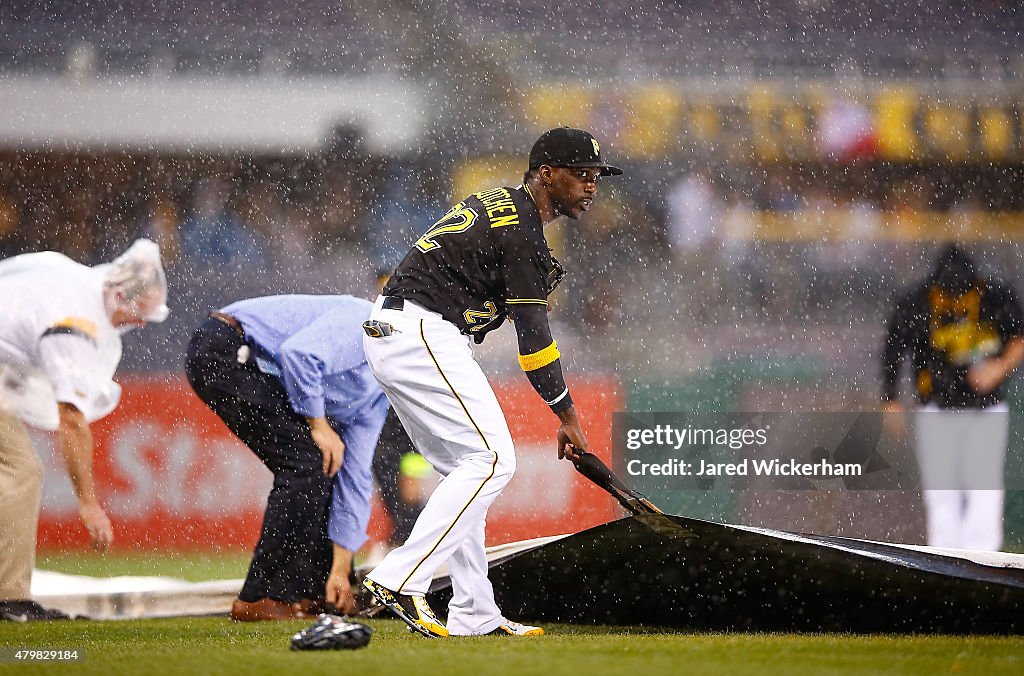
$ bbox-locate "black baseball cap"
[528,127,623,176]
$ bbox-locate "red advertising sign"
[36,375,619,552]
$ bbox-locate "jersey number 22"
[415,204,478,253]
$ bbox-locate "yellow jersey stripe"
[519,341,560,371]
[505,298,548,305]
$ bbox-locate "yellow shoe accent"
[411,596,448,638]
[489,620,545,636]
[363,578,447,638]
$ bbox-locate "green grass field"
[2,618,1022,676]
[6,551,1021,675]
[36,550,253,582]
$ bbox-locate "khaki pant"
[0,409,43,601]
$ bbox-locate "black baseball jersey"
[882,280,1024,408]
[384,185,558,341]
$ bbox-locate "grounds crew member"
[186,294,389,621]
[0,240,169,622]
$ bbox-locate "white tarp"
[28,534,570,620]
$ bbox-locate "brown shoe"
[296,598,336,616]
[230,597,309,622]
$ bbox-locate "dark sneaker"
[361,578,448,638]
[0,600,72,622]
[486,620,545,636]
[290,614,373,651]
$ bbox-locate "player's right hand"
[308,417,345,477]
[79,501,113,550]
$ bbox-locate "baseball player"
[361,127,623,637]
[0,240,169,622]
[882,243,1024,550]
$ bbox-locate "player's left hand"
[557,428,584,462]
[968,358,1007,395]
[556,407,588,461]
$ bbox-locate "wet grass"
[1,617,1022,676]
[23,552,1024,674]
[36,550,253,582]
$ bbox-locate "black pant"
[185,318,332,603]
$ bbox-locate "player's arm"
[500,211,587,458]
[967,336,1024,395]
[968,287,1024,395]
[881,292,914,407]
[57,402,113,550]
[511,304,588,459]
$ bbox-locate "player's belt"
[209,311,244,338]
[382,296,405,311]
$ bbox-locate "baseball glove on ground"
[290,614,373,651]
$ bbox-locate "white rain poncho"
[0,239,168,430]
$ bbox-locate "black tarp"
[426,516,1024,634]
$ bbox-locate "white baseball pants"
[362,296,516,635]
[913,403,1008,551]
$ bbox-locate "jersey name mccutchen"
[383,185,559,341]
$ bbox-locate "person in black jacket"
[882,243,1024,550]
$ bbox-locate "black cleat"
[0,600,73,622]
[361,578,448,638]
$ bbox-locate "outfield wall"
[34,368,1024,552]
[34,376,620,551]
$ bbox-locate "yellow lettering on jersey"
[928,286,1001,365]
[490,213,520,228]
[473,187,520,227]
[474,187,508,203]
[463,301,498,331]
[485,199,515,216]
[415,204,478,253]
